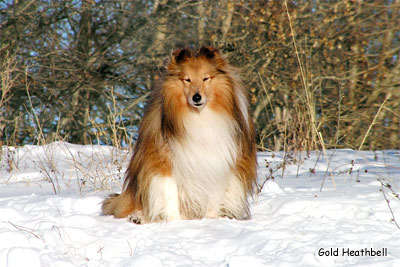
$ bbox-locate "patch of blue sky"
[30,51,39,57]
[0,0,12,10]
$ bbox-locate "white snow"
[1,141,399,266]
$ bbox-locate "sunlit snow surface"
[1,142,399,266]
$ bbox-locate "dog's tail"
[101,192,136,218]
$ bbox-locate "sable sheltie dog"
[102,46,257,223]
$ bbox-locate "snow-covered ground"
[1,142,399,267]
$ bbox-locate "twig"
[379,180,400,230]
[24,66,51,147]
[344,93,391,182]
[8,221,42,239]
[318,132,336,191]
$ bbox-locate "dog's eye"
[203,77,210,82]
[183,78,191,83]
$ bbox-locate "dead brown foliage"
[1,1,399,150]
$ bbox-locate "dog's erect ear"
[199,46,218,59]
[172,48,192,64]
[199,46,226,69]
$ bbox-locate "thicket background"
[1,0,399,151]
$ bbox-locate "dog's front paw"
[128,213,143,224]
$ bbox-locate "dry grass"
[2,1,399,149]
[0,52,18,148]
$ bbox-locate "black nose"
[192,93,202,103]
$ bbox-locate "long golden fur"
[102,46,257,223]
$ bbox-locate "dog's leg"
[219,174,250,220]
[205,186,225,219]
[205,204,219,218]
[148,176,181,222]
[127,210,145,224]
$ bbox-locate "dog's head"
[165,46,230,111]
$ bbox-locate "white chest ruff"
[169,107,238,217]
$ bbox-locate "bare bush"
[0,1,398,150]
